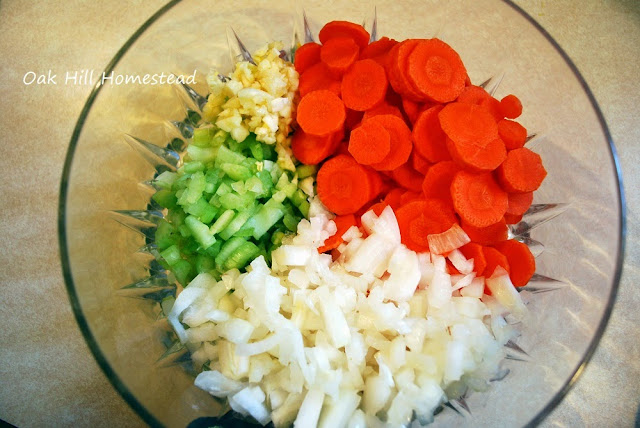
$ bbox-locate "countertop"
[1,1,638,427]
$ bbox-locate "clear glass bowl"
[59,0,625,427]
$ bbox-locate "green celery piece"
[211,129,228,147]
[215,145,246,167]
[232,227,254,237]
[296,164,317,179]
[192,127,214,147]
[173,259,193,285]
[241,198,285,239]
[152,189,177,209]
[204,240,223,257]
[209,209,235,235]
[215,181,233,196]
[195,254,216,274]
[271,190,287,203]
[257,170,274,195]
[167,208,186,227]
[178,223,191,238]
[185,215,216,249]
[221,241,261,271]
[249,140,264,160]
[154,171,178,189]
[155,219,178,251]
[160,244,181,266]
[178,171,206,206]
[220,163,252,181]
[290,188,307,207]
[244,176,264,196]
[270,230,285,246]
[297,199,310,218]
[187,145,218,163]
[183,161,205,174]
[283,213,299,232]
[214,237,247,270]
[219,192,255,211]
[185,197,217,224]
[218,205,257,240]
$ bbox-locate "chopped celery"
[297,199,310,218]
[220,163,252,181]
[160,244,181,266]
[195,254,216,274]
[155,171,177,189]
[172,259,193,286]
[219,192,255,211]
[296,164,317,179]
[192,127,214,147]
[152,189,177,209]
[178,171,206,206]
[290,188,307,207]
[221,241,260,271]
[209,210,235,235]
[155,219,178,251]
[214,237,247,270]
[241,198,285,239]
[183,161,205,174]
[185,215,216,249]
[186,145,217,163]
[215,145,246,166]
[283,213,299,232]
[218,206,257,240]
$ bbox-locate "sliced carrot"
[334,140,350,156]
[296,90,346,137]
[400,190,423,205]
[411,151,432,175]
[497,119,527,150]
[412,105,451,163]
[457,85,490,105]
[446,136,506,172]
[407,39,467,103]
[316,154,372,215]
[294,42,321,74]
[479,96,504,122]
[365,166,384,201]
[504,213,523,225]
[368,201,389,216]
[386,40,426,102]
[421,160,459,206]
[482,246,510,278]
[499,94,523,119]
[395,199,457,252]
[401,98,422,124]
[366,114,413,171]
[291,128,341,165]
[451,170,508,227]
[506,191,533,216]
[348,120,390,165]
[459,242,487,276]
[341,59,388,111]
[383,187,405,211]
[460,218,508,246]
[320,37,360,77]
[392,163,423,192]
[299,62,342,97]
[318,214,357,253]
[496,148,547,193]
[319,20,370,50]
[493,239,535,287]
[438,102,499,147]
[362,102,404,122]
[360,36,398,67]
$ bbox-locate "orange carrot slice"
[460,242,487,276]
[362,102,404,122]
[348,120,391,165]
[294,42,321,74]
[366,114,413,171]
[296,90,346,137]
[451,170,508,227]
[497,119,527,150]
[496,148,547,193]
[438,102,499,147]
[460,218,508,246]
[392,163,424,192]
[317,154,372,215]
[446,136,507,172]
[499,94,523,119]
[493,239,535,286]
[319,20,371,50]
[291,129,341,165]
[320,37,360,77]
[341,59,388,111]
[421,160,459,206]
[506,191,533,216]
[412,105,451,163]
[406,39,467,103]
[395,199,457,252]
[482,246,510,278]
[411,151,433,175]
[299,62,342,97]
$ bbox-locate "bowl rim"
[57,1,626,427]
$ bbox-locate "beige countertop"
[1,1,638,427]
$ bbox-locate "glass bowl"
[59,0,625,426]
